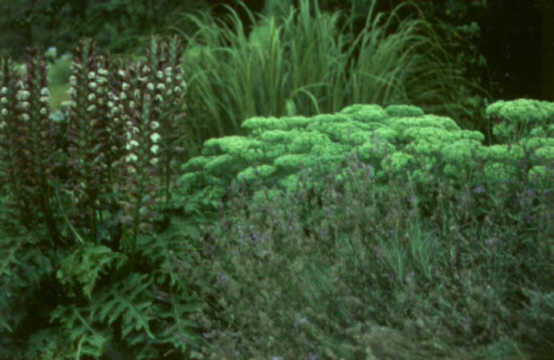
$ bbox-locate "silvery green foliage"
[174,100,553,217]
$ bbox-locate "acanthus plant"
[0,35,188,256]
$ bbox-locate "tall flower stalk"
[0,48,62,243]
[0,36,187,255]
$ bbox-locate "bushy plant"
[180,130,553,359]
[172,100,553,226]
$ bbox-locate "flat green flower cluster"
[174,99,553,217]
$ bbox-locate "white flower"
[150,121,160,130]
[89,82,97,90]
[122,82,130,91]
[118,70,126,77]
[16,90,30,101]
[125,153,138,163]
[156,83,165,90]
[147,83,155,91]
[150,144,159,154]
[125,139,140,150]
[39,96,49,104]
[1,109,7,116]
[1,97,7,104]
[0,87,7,95]
[69,75,77,86]
[150,157,159,166]
[150,132,161,143]
[40,88,50,96]
[155,94,163,102]
[40,107,48,115]
[88,93,96,101]
[88,72,96,80]
[62,100,76,108]
[156,70,164,80]
[86,104,96,112]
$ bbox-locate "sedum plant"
[173,100,554,224]
[0,36,209,360]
